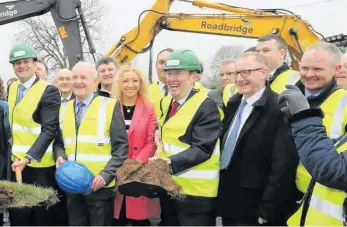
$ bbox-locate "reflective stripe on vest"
[270,70,300,94]
[8,79,55,168]
[295,89,347,191]
[60,96,116,187]
[288,142,347,226]
[321,89,347,139]
[223,83,238,107]
[159,91,220,197]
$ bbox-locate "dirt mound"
[117,159,183,197]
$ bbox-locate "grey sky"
[0,0,345,83]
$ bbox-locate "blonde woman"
[112,66,160,226]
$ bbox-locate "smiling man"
[55,69,75,102]
[96,56,120,97]
[152,49,221,226]
[149,48,174,117]
[54,61,128,226]
[7,43,61,225]
[296,42,347,139]
[218,51,298,226]
[336,53,347,90]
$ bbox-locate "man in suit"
[208,59,236,109]
[7,43,61,225]
[0,104,9,226]
[96,56,120,97]
[149,48,174,117]
[54,61,128,226]
[152,49,221,226]
[256,34,299,94]
[217,51,298,225]
[55,68,75,102]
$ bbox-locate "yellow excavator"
[106,0,347,72]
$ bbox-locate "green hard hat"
[164,49,201,73]
[9,43,37,64]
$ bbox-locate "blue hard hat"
[55,161,94,195]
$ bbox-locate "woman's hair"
[112,65,150,104]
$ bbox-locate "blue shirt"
[304,88,322,98]
[175,89,192,108]
[75,93,94,119]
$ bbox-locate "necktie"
[15,84,26,104]
[62,99,68,103]
[163,85,168,96]
[220,100,247,169]
[169,101,180,118]
[75,102,85,129]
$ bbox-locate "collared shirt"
[100,85,111,95]
[20,75,36,92]
[158,81,168,95]
[75,93,94,119]
[226,87,266,145]
[61,93,72,102]
[174,89,192,108]
[304,88,323,98]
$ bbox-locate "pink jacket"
[114,97,160,220]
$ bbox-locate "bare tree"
[203,45,244,89]
[13,0,106,82]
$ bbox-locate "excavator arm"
[107,0,340,70]
[0,0,95,68]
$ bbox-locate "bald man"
[336,54,347,90]
[55,69,75,102]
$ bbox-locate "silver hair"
[220,59,236,66]
[304,42,342,66]
[72,61,97,79]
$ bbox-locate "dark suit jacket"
[217,85,298,223]
[53,95,129,185]
[163,89,222,174]
[8,76,61,162]
[207,88,224,109]
[0,106,8,180]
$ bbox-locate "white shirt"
[20,75,36,93]
[158,81,167,95]
[61,93,72,102]
[226,87,266,149]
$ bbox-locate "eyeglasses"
[219,72,236,77]
[232,68,264,78]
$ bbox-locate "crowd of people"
[0,33,347,226]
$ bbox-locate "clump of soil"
[117,159,183,197]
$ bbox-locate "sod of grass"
[0,181,59,209]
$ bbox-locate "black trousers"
[66,187,115,226]
[112,196,151,226]
[160,192,216,226]
[8,165,68,226]
[221,216,287,226]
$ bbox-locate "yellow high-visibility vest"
[223,83,238,107]
[194,81,208,94]
[159,90,221,197]
[59,96,116,187]
[8,79,55,168]
[288,141,347,226]
[288,89,347,226]
[149,82,165,118]
[270,70,300,94]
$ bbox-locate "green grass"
[0,181,59,209]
